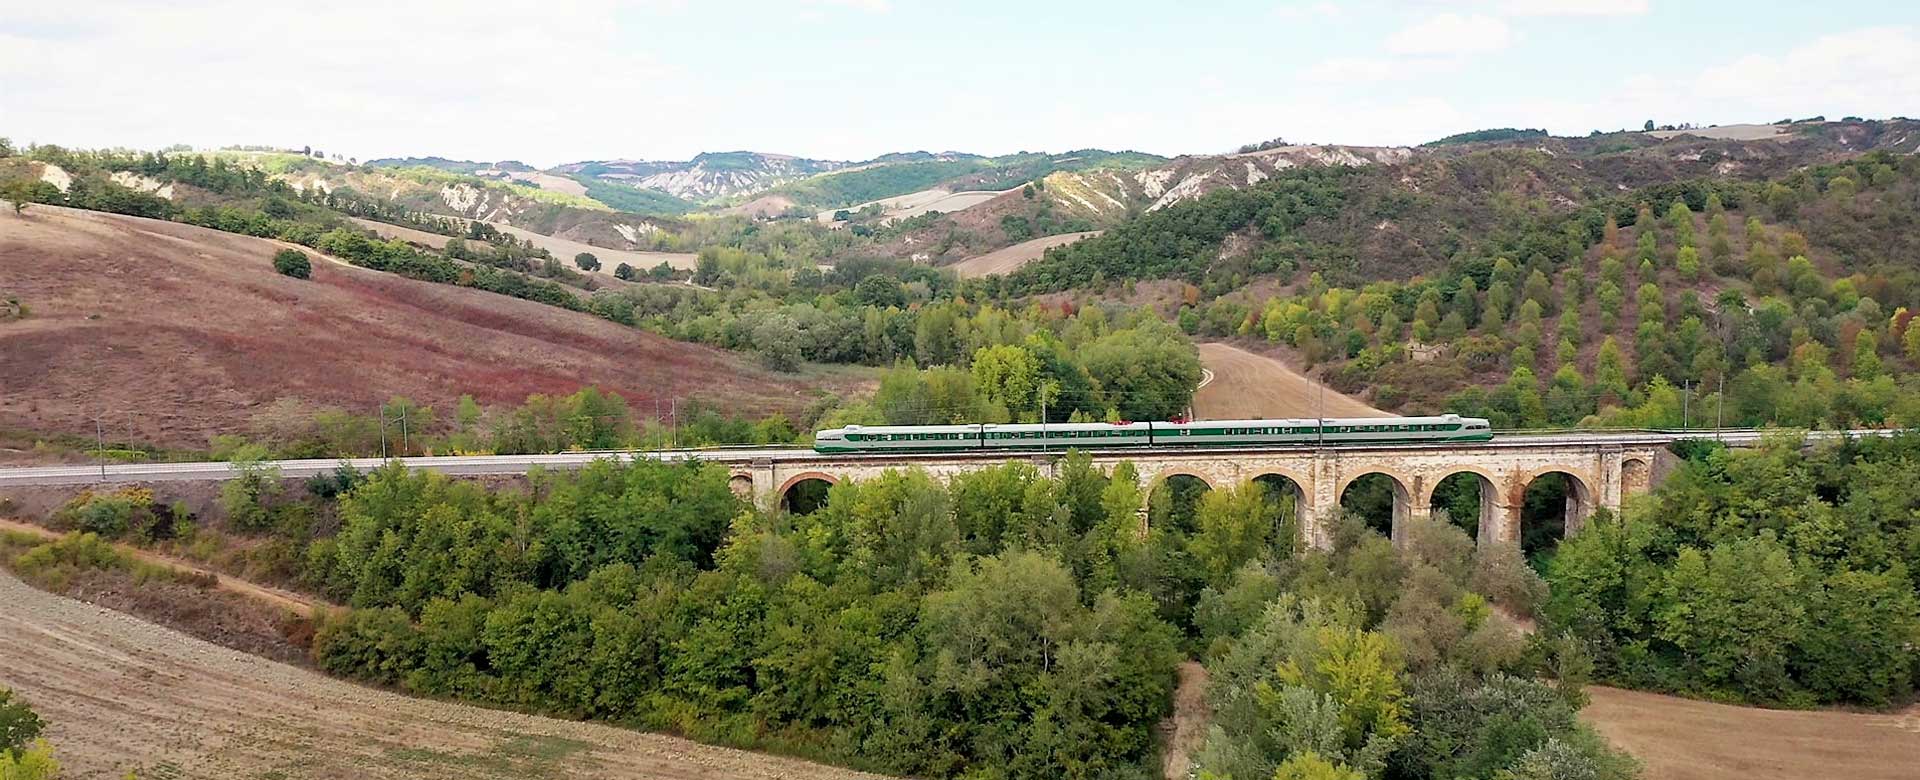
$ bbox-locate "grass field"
[0,205,855,448]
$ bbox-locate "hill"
[980,118,1920,427]
[0,205,855,449]
[554,151,852,202]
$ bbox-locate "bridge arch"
[1147,471,1213,534]
[1515,468,1595,560]
[1337,470,1414,542]
[1251,471,1309,546]
[1620,457,1652,497]
[777,471,839,515]
[1425,467,1500,544]
[728,472,756,501]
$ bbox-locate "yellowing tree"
[971,344,1041,420]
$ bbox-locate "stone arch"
[1146,470,1213,534]
[777,471,839,515]
[1620,457,1652,498]
[1515,468,1595,559]
[1425,467,1500,544]
[1337,470,1414,542]
[1251,471,1310,545]
[728,472,756,501]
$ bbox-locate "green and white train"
[811,415,1493,453]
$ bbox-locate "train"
[811,414,1493,453]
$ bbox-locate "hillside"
[980,119,1920,428]
[0,205,855,449]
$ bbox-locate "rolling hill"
[0,205,860,449]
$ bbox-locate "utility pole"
[1316,383,1325,449]
[1716,374,1725,440]
[1681,381,1691,430]
[94,415,106,480]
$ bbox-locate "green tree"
[971,344,1042,419]
[1594,337,1629,401]
[272,248,312,279]
[0,689,44,756]
[1189,482,1288,586]
[574,252,601,271]
[1852,330,1883,379]
[1675,245,1700,280]
[614,262,635,281]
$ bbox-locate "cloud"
[1502,0,1649,16]
[1692,26,1920,112]
[807,0,891,11]
[1385,13,1512,56]
[1491,26,1920,138]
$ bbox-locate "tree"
[0,688,44,755]
[1675,245,1701,280]
[272,248,312,279]
[222,445,283,530]
[613,262,635,281]
[1644,119,1656,131]
[1852,330,1883,380]
[1594,337,1629,401]
[1188,482,1287,586]
[0,740,58,780]
[971,344,1042,419]
[0,179,56,216]
[574,252,601,272]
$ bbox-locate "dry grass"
[0,205,857,447]
[1581,685,1920,780]
[1191,342,1387,419]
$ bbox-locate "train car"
[812,415,1492,452]
[1150,415,1492,447]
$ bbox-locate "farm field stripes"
[1192,342,1388,420]
[1581,686,1920,780]
[0,566,898,780]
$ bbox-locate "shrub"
[272,248,312,279]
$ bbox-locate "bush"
[272,248,312,279]
[0,688,45,755]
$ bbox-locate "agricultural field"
[0,565,894,780]
[0,205,851,449]
[1191,342,1387,419]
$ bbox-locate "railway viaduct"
[729,433,1679,549]
[0,430,1851,551]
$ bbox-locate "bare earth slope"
[0,566,893,780]
[1192,343,1387,419]
[1582,686,1920,780]
[0,206,842,447]
[949,231,1102,278]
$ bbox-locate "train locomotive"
[812,414,1493,452]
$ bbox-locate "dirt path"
[0,518,320,617]
[1158,662,1210,780]
[1581,686,1920,780]
[0,564,896,780]
[1191,342,1387,419]
[948,231,1101,277]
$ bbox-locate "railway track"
[0,428,1891,487]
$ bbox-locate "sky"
[4,0,1918,167]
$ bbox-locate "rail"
[0,428,1901,487]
